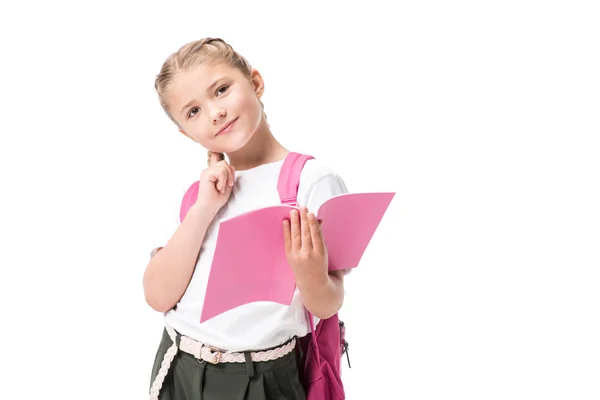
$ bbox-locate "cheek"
[183,120,213,146]
[232,91,261,120]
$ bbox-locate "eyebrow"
[179,76,228,116]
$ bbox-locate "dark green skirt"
[149,328,306,400]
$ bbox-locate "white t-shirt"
[151,158,348,352]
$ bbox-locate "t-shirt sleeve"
[300,172,349,213]
[149,189,184,259]
[149,210,180,258]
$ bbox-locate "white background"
[1,1,599,399]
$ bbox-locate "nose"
[211,107,227,124]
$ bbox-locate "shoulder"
[297,157,348,211]
[298,158,339,187]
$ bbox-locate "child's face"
[166,63,264,153]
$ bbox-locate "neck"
[226,119,289,170]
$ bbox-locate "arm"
[144,153,235,313]
[297,269,345,320]
[143,204,218,312]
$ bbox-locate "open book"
[200,191,395,323]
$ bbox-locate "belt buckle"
[205,346,222,364]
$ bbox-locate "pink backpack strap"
[179,181,200,223]
[277,152,315,206]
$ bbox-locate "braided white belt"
[179,333,296,364]
[149,324,296,400]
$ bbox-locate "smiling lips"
[216,117,238,136]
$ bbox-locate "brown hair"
[154,38,263,164]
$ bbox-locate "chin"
[220,127,257,153]
[222,137,252,154]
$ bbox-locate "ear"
[250,68,265,98]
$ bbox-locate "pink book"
[200,191,395,323]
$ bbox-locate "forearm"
[297,272,345,320]
[143,205,217,312]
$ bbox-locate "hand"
[282,206,329,289]
[194,151,235,213]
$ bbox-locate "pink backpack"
[179,152,349,399]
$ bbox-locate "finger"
[214,161,233,187]
[226,164,235,187]
[218,169,228,193]
[209,168,228,193]
[282,219,291,255]
[309,212,325,254]
[208,151,224,167]
[227,165,235,187]
[290,209,301,252]
[219,164,231,189]
[300,206,312,249]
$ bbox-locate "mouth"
[216,117,238,136]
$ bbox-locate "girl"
[144,38,349,400]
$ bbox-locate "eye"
[216,85,230,96]
[188,107,200,118]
